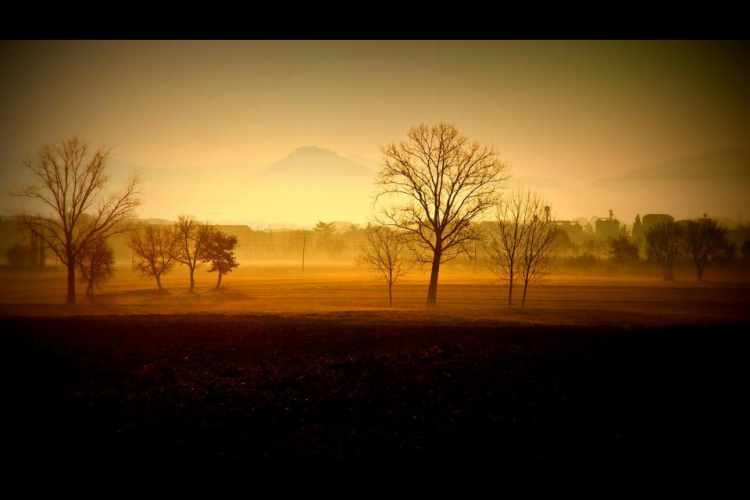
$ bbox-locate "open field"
[2,265,748,462]
[4,314,747,462]
[1,264,749,326]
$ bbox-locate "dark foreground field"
[3,313,746,462]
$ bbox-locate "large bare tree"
[12,136,141,304]
[129,223,179,291]
[376,122,508,308]
[361,224,412,307]
[683,218,732,281]
[486,185,534,308]
[645,220,683,281]
[175,214,213,292]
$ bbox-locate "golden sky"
[1,40,749,225]
[2,40,748,182]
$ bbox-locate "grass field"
[2,264,748,462]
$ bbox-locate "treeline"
[546,220,749,277]
[124,215,239,293]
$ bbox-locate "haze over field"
[1,40,749,226]
[2,40,750,464]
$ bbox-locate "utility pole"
[302,235,306,272]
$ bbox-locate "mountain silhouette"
[582,148,750,222]
[258,146,376,182]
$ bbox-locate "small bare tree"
[129,223,179,291]
[362,224,412,306]
[203,229,239,290]
[12,136,141,304]
[519,195,556,309]
[77,238,115,301]
[486,185,534,308]
[175,214,213,292]
[645,220,684,281]
[684,218,732,281]
[376,122,508,308]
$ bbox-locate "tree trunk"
[426,248,441,309]
[389,282,393,307]
[508,277,513,309]
[188,266,196,293]
[155,273,163,290]
[65,259,76,305]
[521,280,529,309]
[216,272,223,290]
[697,265,704,281]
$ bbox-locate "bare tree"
[518,194,556,309]
[77,238,115,301]
[684,218,732,281]
[361,224,412,306]
[645,220,684,281]
[129,223,179,291]
[204,229,239,290]
[485,185,534,308]
[175,214,213,292]
[376,122,508,308]
[12,136,141,304]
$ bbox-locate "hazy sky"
[2,40,748,185]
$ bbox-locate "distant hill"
[581,148,750,223]
[252,147,377,225]
[258,147,376,182]
[590,148,750,187]
[105,147,379,226]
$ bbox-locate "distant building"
[642,214,674,233]
[595,209,620,241]
[553,220,585,243]
[632,215,644,242]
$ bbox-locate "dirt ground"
[1,265,748,462]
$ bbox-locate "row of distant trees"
[643,218,733,281]
[127,216,239,292]
[10,137,239,303]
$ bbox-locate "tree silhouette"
[77,238,115,301]
[684,218,732,281]
[376,122,508,308]
[314,221,342,259]
[486,185,534,308]
[204,229,239,290]
[361,224,412,306]
[518,195,557,309]
[5,242,35,269]
[645,221,683,281]
[129,223,179,291]
[12,136,141,304]
[608,235,640,271]
[175,214,213,293]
